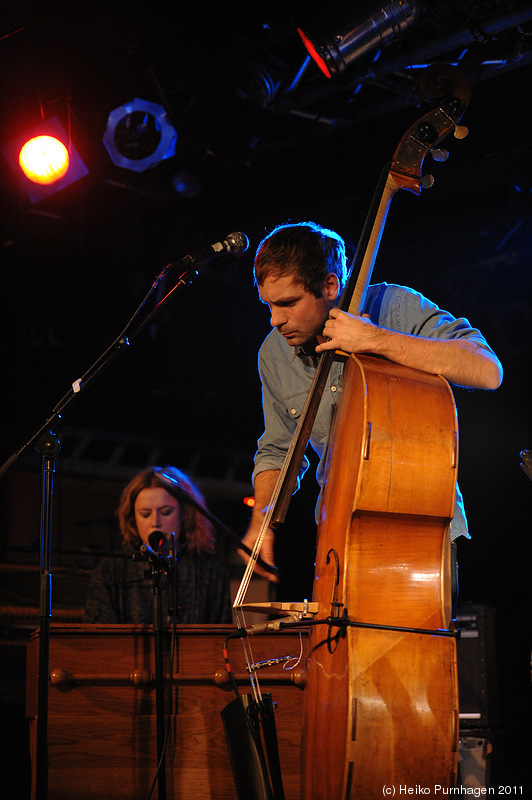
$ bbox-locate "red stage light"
[1,117,88,203]
[18,135,70,185]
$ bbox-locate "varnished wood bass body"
[301,353,460,799]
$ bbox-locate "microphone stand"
[0,254,222,800]
[135,543,175,800]
[34,430,61,800]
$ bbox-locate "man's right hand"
[239,469,281,582]
[240,525,278,582]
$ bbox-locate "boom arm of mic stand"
[162,479,279,578]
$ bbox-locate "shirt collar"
[295,337,320,366]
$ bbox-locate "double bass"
[233,64,470,800]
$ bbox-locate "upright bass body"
[301,353,459,799]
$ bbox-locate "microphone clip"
[134,543,174,574]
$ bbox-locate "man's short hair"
[254,221,347,297]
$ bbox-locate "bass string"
[232,511,275,702]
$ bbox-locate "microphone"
[148,531,165,551]
[135,531,172,570]
[168,232,249,272]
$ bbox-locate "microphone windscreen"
[148,531,164,551]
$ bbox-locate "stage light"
[1,117,89,204]
[298,1,419,78]
[19,136,70,185]
[103,98,177,172]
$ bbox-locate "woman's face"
[133,487,182,549]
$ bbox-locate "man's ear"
[323,272,340,301]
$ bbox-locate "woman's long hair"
[116,466,215,554]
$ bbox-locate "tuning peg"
[421,174,434,189]
[454,125,469,139]
[430,148,449,162]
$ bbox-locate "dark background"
[1,1,530,794]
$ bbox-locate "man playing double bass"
[241,220,503,586]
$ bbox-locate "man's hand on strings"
[316,308,377,355]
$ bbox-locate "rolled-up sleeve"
[371,283,497,351]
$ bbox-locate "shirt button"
[290,408,297,415]
[331,385,337,392]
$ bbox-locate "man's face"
[258,273,339,348]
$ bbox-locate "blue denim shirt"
[253,282,496,540]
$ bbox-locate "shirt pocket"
[282,386,336,455]
[282,390,308,423]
